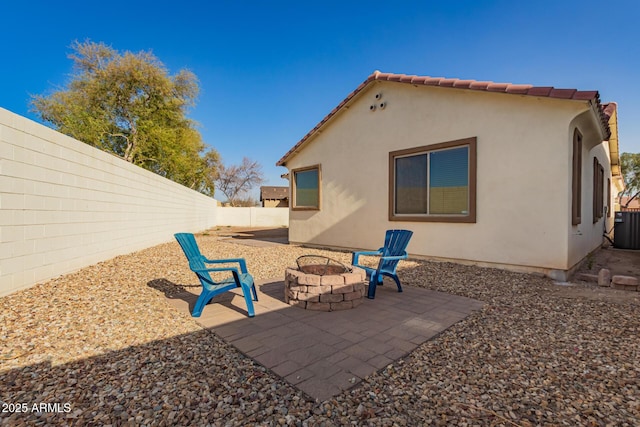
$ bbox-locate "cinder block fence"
[0,108,221,296]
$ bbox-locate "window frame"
[593,157,604,223]
[571,129,582,225]
[388,137,477,223]
[291,164,321,211]
[607,178,611,218]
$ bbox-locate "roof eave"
[604,102,621,179]
[276,78,378,167]
[277,71,611,168]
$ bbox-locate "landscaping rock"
[598,268,611,287]
[611,275,639,291]
[1,232,639,425]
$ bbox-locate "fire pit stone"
[284,263,367,311]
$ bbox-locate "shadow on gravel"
[0,328,294,425]
[147,278,197,298]
[209,227,289,246]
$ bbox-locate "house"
[276,71,623,280]
[260,186,289,207]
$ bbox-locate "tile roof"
[276,71,611,166]
[602,102,622,182]
[602,102,617,121]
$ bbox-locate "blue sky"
[2,1,639,199]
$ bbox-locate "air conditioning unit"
[614,211,640,249]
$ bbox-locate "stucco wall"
[285,82,607,277]
[216,207,289,227]
[566,112,616,270]
[0,108,218,296]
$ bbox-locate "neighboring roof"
[620,196,640,209]
[277,71,611,166]
[260,186,289,201]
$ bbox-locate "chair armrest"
[191,266,241,276]
[352,250,383,265]
[354,250,383,256]
[379,253,408,262]
[202,257,249,274]
[375,252,408,271]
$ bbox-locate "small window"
[292,165,321,210]
[607,178,611,217]
[389,137,476,222]
[593,158,604,223]
[572,130,582,225]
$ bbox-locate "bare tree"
[216,157,265,206]
[233,197,260,207]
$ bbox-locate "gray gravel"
[1,231,640,426]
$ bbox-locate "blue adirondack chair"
[174,233,258,317]
[351,229,413,299]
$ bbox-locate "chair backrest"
[381,229,413,257]
[175,233,215,287]
[174,233,204,267]
[379,229,413,273]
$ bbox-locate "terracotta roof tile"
[572,90,599,101]
[439,78,459,87]
[452,79,475,89]
[468,81,492,90]
[602,102,617,120]
[409,76,428,84]
[486,82,510,92]
[423,77,444,86]
[549,88,577,99]
[526,87,554,96]
[505,84,533,94]
[276,71,611,166]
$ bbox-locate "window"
[593,158,604,223]
[571,130,582,225]
[607,178,611,217]
[292,165,321,210]
[389,137,476,222]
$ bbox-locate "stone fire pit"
[284,256,367,311]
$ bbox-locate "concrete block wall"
[0,108,219,296]
[216,207,289,227]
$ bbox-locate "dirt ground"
[577,245,640,278]
[552,245,640,304]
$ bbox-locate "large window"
[292,165,321,210]
[389,137,476,222]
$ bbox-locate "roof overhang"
[603,103,624,191]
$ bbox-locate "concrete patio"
[165,278,484,401]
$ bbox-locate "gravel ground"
[1,231,640,426]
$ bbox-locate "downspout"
[603,220,614,245]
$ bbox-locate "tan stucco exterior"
[281,80,616,279]
[263,199,289,208]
